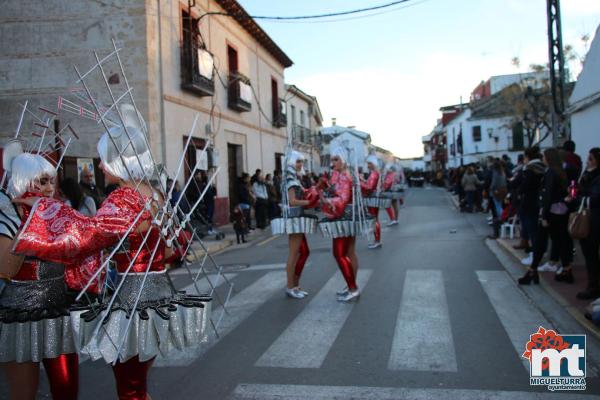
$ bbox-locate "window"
[300,110,305,127]
[227,45,238,74]
[181,10,214,96]
[291,105,296,126]
[512,122,524,150]
[271,78,278,120]
[472,125,482,142]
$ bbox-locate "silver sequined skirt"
[0,264,76,363]
[70,271,212,363]
[364,197,392,209]
[380,191,404,200]
[271,215,318,235]
[318,218,375,238]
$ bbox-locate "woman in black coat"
[574,148,600,300]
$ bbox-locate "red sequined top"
[13,187,164,282]
[321,169,353,219]
[383,171,396,191]
[360,170,379,196]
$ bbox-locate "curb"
[494,237,600,341]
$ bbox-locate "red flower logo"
[522,327,570,371]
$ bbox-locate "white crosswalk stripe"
[155,271,285,367]
[255,270,373,369]
[228,384,599,400]
[388,269,457,372]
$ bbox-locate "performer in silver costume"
[0,151,79,400]
[361,155,391,249]
[271,150,319,299]
[13,107,212,400]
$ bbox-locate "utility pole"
[546,0,568,143]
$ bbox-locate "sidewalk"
[448,191,600,338]
[189,223,274,256]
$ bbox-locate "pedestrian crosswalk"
[157,265,593,382]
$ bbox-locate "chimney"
[331,117,336,126]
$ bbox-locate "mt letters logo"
[522,326,586,391]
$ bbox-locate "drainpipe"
[157,0,167,165]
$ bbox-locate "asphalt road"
[3,187,600,399]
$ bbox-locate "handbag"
[568,197,590,239]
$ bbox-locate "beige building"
[0,0,292,224]
[285,85,323,173]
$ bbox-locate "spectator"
[573,148,600,299]
[515,148,545,255]
[198,170,217,235]
[79,167,104,207]
[488,160,508,238]
[265,173,279,220]
[502,154,515,178]
[563,140,583,183]
[461,166,482,213]
[273,170,282,201]
[168,178,190,215]
[251,168,261,185]
[519,148,573,284]
[231,204,247,244]
[252,172,269,229]
[238,173,254,231]
[61,177,96,216]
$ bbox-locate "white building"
[569,25,600,158]
[285,85,323,172]
[320,124,371,170]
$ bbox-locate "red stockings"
[386,207,395,221]
[112,356,155,400]
[367,207,381,243]
[42,353,79,400]
[294,234,310,280]
[333,237,357,291]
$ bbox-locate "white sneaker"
[285,288,305,299]
[521,254,533,265]
[368,242,382,249]
[337,289,360,302]
[555,266,564,275]
[295,287,308,296]
[538,262,558,272]
[387,220,398,226]
[336,287,348,296]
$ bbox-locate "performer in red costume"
[361,155,388,249]
[318,146,367,302]
[0,152,79,400]
[382,164,400,226]
[271,150,319,299]
[13,106,211,400]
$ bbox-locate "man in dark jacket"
[517,147,545,257]
[563,140,582,183]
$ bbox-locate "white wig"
[366,154,379,168]
[286,150,306,175]
[97,104,154,182]
[8,153,56,198]
[330,145,349,165]
[386,163,397,172]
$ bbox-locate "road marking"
[477,270,553,372]
[228,384,599,400]
[155,271,285,367]
[255,270,373,368]
[257,235,279,246]
[180,273,237,294]
[388,269,457,372]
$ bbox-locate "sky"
[238,0,600,159]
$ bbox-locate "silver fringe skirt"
[0,263,76,363]
[70,271,212,363]
[270,215,318,235]
[363,197,392,209]
[380,191,404,200]
[318,217,375,238]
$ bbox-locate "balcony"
[273,98,287,128]
[181,44,215,97]
[228,73,252,112]
[293,125,312,145]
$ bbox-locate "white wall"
[572,105,600,160]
